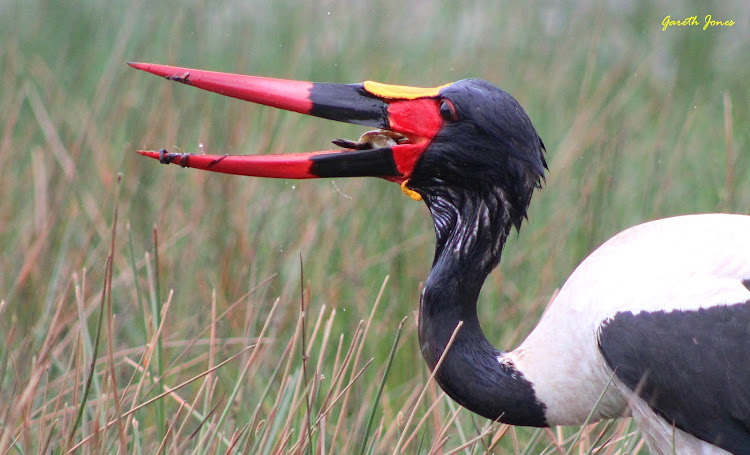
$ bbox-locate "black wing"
[598,301,750,454]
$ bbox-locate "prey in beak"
[129,62,452,200]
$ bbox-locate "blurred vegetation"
[0,0,748,452]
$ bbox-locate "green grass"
[1,0,749,453]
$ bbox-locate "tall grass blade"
[359,316,407,455]
[564,371,618,455]
[393,321,464,454]
[66,254,110,449]
[151,225,166,438]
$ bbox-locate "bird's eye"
[439,99,458,123]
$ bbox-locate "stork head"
[406,79,546,232]
[130,63,546,230]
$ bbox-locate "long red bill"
[131,62,447,184]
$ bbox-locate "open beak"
[130,62,449,197]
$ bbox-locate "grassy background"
[1,0,749,453]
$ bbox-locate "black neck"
[417,186,547,426]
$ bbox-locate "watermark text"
[662,15,735,31]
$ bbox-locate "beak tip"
[136,150,159,159]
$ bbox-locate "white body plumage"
[508,214,750,454]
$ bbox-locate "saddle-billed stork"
[130,62,750,455]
